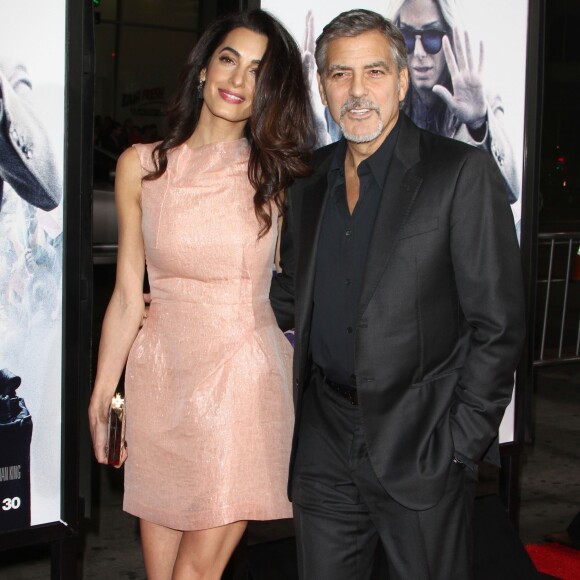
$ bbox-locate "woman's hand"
[88,392,128,467]
[432,28,487,131]
[302,11,331,146]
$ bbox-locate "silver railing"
[526,231,580,444]
[534,232,580,366]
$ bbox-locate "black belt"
[319,370,358,406]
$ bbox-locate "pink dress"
[123,139,294,530]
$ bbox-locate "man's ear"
[398,67,409,102]
[317,72,327,106]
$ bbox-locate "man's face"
[399,0,448,92]
[318,30,408,146]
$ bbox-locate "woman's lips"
[218,88,244,104]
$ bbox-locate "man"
[270,9,525,580]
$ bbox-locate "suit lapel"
[295,174,328,321]
[358,117,423,317]
[294,147,335,337]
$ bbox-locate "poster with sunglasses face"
[261,0,529,444]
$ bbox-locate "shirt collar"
[327,116,402,192]
[329,138,347,177]
[363,116,401,190]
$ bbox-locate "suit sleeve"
[448,149,525,464]
[269,191,296,332]
[0,60,62,211]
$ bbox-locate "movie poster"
[0,0,65,530]
[261,0,530,443]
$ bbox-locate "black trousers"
[291,370,477,580]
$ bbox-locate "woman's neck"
[187,109,247,148]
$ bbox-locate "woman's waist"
[146,298,276,328]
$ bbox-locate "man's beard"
[339,98,383,143]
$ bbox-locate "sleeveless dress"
[123,139,294,530]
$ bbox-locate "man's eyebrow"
[365,60,391,71]
[219,45,262,65]
[327,61,391,73]
[327,64,351,73]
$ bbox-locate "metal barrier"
[534,231,580,366]
[525,232,580,445]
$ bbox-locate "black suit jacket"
[270,114,525,510]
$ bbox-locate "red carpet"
[526,543,580,580]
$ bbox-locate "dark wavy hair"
[145,9,316,237]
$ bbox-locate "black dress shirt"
[311,119,401,386]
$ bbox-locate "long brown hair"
[145,9,316,236]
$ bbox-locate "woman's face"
[199,27,268,130]
[399,0,448,93]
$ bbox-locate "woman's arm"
[88,147,146,466]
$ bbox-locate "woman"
[88,9,314,579]
[386,0,520,204]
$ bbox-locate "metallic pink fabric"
[123,139,294,530]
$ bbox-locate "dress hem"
[123,498,293,531]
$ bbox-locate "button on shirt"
[311,119,401,386]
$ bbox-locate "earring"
[197,78,205,99]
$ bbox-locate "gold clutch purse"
[107,393,126,466]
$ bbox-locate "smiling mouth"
[340,99,380,120]
[349,108,373,115]
[218,89,244,104]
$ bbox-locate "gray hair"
[315,9,408,74]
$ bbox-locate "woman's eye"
[219,55,235,64]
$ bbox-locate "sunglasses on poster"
[400,28,447,55]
